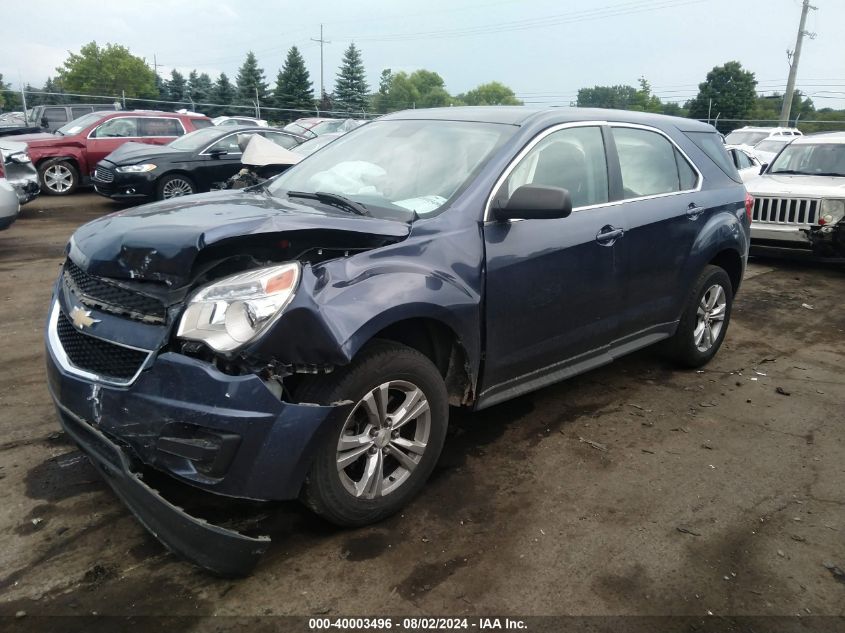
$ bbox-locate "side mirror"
[759,163,768,175]
[209,148,228,158]
[494,184,573,222]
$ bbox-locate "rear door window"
[612,127,694,198]
[139,118,183,137]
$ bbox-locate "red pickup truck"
[16,111,212,195]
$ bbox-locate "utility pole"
[311,24,330,100]
[780,0,817,126]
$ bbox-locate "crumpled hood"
[69,189,410,286]
[101,141,185,165]
[9,133,62,144]
[746,174,845,198]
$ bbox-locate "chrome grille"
[94,166,114,183]
[752,197,818,225]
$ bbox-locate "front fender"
[247,222,484,380]
[35,148,87,174]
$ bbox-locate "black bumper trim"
[53,398,270,577]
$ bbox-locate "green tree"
[236,51,268,107]
[631,77,662,113]
[0,74,22,110]
[750,91,814,125]
[459,81,522,106]
[211,73,235,114]
[168,69,187,103]
[333,43,369,113]
[687,61,757,133]
[371,68,393,113]
[273,46,314,118]
[55,42,157,99]
[188,71,213,105]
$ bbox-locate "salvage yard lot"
[0,193,843,617]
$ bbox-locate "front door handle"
[686,203,705,220]
[596,225,624,246]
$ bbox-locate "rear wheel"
[664,265,733,368]
[39,159,78,195]
[297,340,449,527]
[156,174,195,200]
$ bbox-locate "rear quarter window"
[191,119,214,130]
[684,131,740,182]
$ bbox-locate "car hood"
[10,132,63,144]
[745,174,845,198]
[102,141,187,165]
[69,189,411,286]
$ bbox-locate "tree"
[751,91,814,125]
[0,74,21,110]
[687,61,757,133]
[188,71,213,105]
[236,51,268,107]
[211,72,235,115]
[55,42,157,99]
[459,81,522,106]
[333,43,369,113]
[168,69,187,103]
[371,68,393,113]
[273,46,314,119]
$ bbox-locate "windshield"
[56,112,109,135]
[725,130,769,146]
[169,127,226,151]
[292,135,339,157]
[770,142,845,177]
[756,139,789,153]
[282,122,313,136]
[268,119,515,220]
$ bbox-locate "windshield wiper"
[770,170,808,175]
[810,172,845,178]
[287,190,370,216]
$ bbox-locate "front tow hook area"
[55,401,270,577]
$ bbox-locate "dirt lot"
[0,193,843,622]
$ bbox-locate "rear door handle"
[686,203,705,220]
[596,225,624,246]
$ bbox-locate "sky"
[1,0,844,113]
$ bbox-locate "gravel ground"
[0,193,843,622]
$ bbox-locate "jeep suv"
[14,111,212,195]
[45,107,750,575]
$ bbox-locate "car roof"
[378,106,715,131]
[730,126,800,132]
[791,131,845,145]
[101,110,206,119]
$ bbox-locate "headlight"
[177,263,300,352]
[820,199,845,225]
[7,151,31,164]
[116,163,157,173]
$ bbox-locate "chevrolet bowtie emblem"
[70,306,100,329]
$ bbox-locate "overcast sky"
[2,0,844,112]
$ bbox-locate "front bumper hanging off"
[45,294,351,576]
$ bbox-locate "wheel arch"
[708,248,743,295]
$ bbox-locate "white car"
[725,126,802,148]
[212,116,269,128]
[0,150,21,230]
[745,132,845,258]
[752,137,794,166]
[725,144,761,182]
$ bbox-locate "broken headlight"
[177,263,300,352]
[819,199,845,226]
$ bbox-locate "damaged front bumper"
[45,296,351,575]
[5,162,40,205]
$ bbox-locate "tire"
[39,159,78,196]
[664,265,733,368]
[156,174,195,200]
[297,340,449,527]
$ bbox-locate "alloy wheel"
[694,284,727,352]
[336,380,431,499]
[161,178,194,198]
[44,165,73,193]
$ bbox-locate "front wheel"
[664,265,733,368]
[297,340,449,527]
[39,159,79,195]
[156,174,195,200]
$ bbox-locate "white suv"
[725,126,802,148]
[745,132,845,258]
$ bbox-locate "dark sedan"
[92,126,304,201]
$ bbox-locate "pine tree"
[273,46,314,120]
[333,43,369,114]
[236,51,268,107]
[212,73,235,115]
[168,69,187,103]
[188,71,213,105]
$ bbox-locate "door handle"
[686,203,705,220]
[596,225,624,246]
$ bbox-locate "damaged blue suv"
[45,107,751,575]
